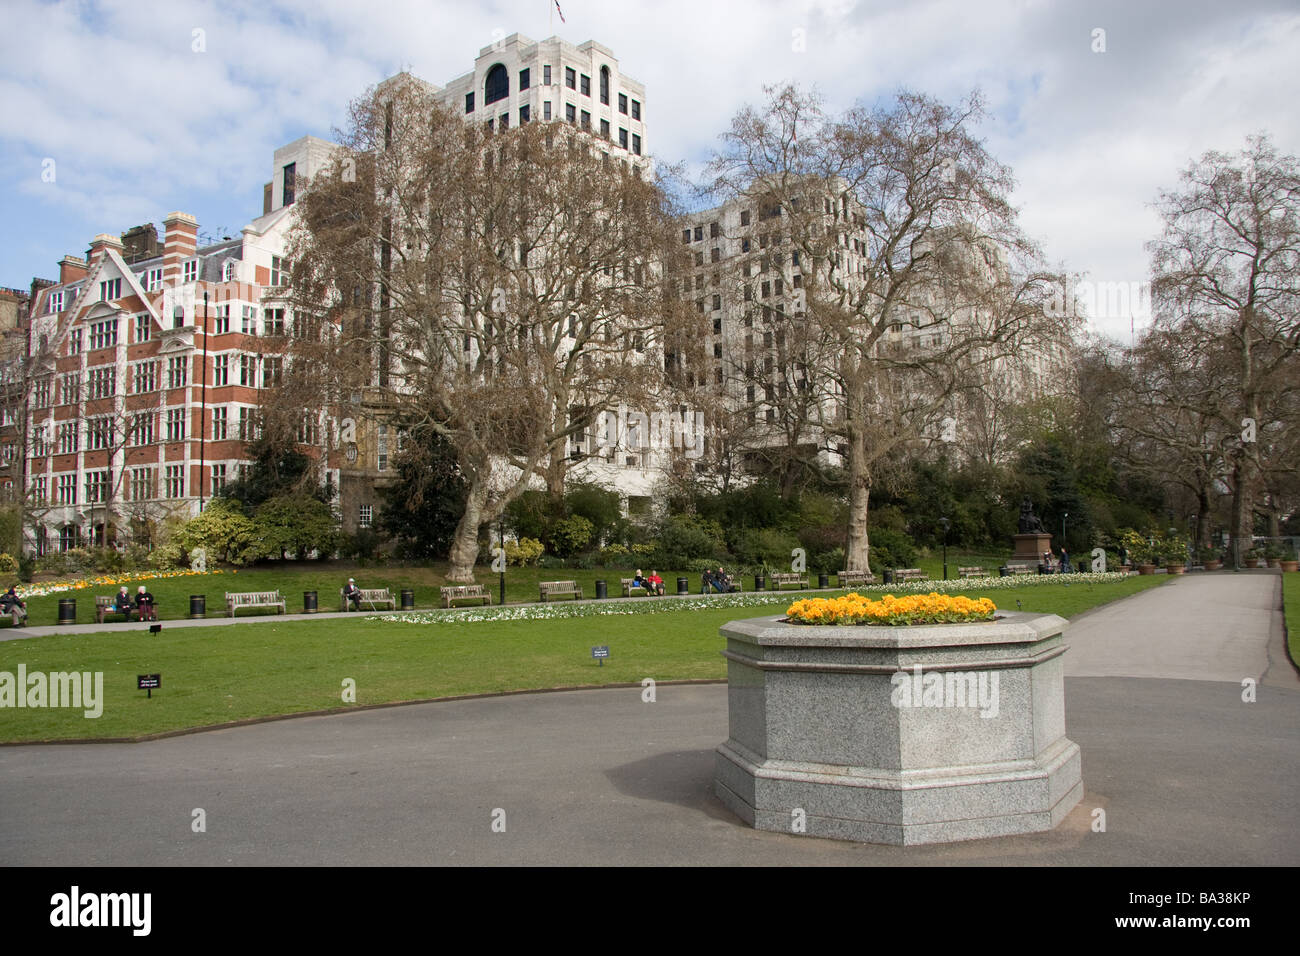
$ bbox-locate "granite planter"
[715,611,1083,845]
[1282,561,1298,573]
[1165,563,1186,575]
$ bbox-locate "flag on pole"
[554,0,566,22]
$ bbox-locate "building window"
[271,256,290,286]
[240,355,256,386]
[166,408,186,442]
[134,314,150,342]
[485,63,509,105]
[212,406,228,440]
[30,476,48,503]
[693,226,703,242]
[263,308,285,336]
[519,67,530,90]
[167,356,188,389]
[465,92,475,114]
[618,128,628,149]
[212,354,228,386]
[238,406,255,440]
[222,261,234,281]
[712,294,722,311]
[88,365,116,399]
[543,101,552,121]
[99,278,121,301]
[183,259,198,283]
[580,73,590,96]
[359,504,373,528]
[580,110,590,130]
[499,113,509,130]
[57,475,77,506]
[215,304,230,334]
[631,133,641,156]
[599,65,610,105]
[618,93,628,114]
[69,329,82,355]
[131,412,155,446]
[565,66,575,89]
[600,119,610,140]
[631,99,641,120]
[282,162,297,205]
[165,465,184,499]
[242,305,257,335]
[298,413,320,445]
[33,377,51,408]
[519,104,530,124]
[263,356,282,388]
[565,103,576,124]
[128,467,154,502]
[211,464,227,495]
[377,425,389,472]
[48,290,65,313]
[84,470,109,504]
[543,64,552,85]
[145,267,163,291]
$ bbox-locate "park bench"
[440,585,491,608]
[1002,564,1036,576]
[769,573,809,590]
[95,595,136,623]
[837,570,877,588]
[339,587,396,612]
[893,568,928,583]
[539,580,583,602]
[225,591,286,617]
[958,566,991,578]
[621,578,649,597]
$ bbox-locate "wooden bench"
[837,571,877,588]
[621,578,649,597]
[1002,564,1036,576]
[440,585,491,608]
[893,568,928,583]
[539,580,583,602]
[769,573,808,590]
[340,587,396,611]
[226,591,286,617]
[958,566,990,578]
[95,595,135,623]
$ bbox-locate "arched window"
[485,64,509,105]
[599,65,610,105]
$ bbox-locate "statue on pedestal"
[1018,498,1046,535]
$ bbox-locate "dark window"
[694,251,704,266]
[631,99,641,120]
[519,104,530,124]
[792,250,801,266]
[711,248,720,262]
[682,229,691,244]
[710,222,719,238]
[712,294,721,311]
[499,113,509,129]
[618,93,628,114]
[565,66,576,89]
[519,67,530,91]
[544,65,552,85]
[282,162,296,206]
[631,134,641,155]
[580,73,590,96]
[600,119,610,139]
[740,210,751,226]
[693,226,703,242]
[713,317,722,334]
[485,64,509,105]
[619,128,628,149]
[741,239,751,253]
[580,110,590,129]
[465,92,475,114]
[384,102,393,147]
[543,101,552,120]
[566,103,576,123]
[599,66,610,105]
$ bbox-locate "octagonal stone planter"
[714,611,1083,845]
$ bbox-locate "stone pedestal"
[714,611,1083,845]
[1010,533,1053,568]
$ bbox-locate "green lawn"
[0,574,1166,743]
[1284,572,1300,665]
[5,550,1022,627]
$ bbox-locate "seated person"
[343,578,363,611]
[647,570,665,596]
[135,585,157,622]
[631,570,648,593]
[701,569,715,594]
[715,567,735,593]
[111,586,133,616]
[1,585,27,627]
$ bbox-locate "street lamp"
[939,517,950,581]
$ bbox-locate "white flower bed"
[370,571,1133,626]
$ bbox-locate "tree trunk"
[845,427,872,573]
[446,474,489,582]
[1229,455,1250,566]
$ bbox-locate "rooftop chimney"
[58,256,88,285]
[162,212,199,286]
[87,233,124,266]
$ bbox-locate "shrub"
[811,548,845,573]
[537,554,569,569]
[147,543,185,570]
[731,528,801,567]
[62,548,95,574]
[0,553,18,576]
[35,553,67,575]
[176,498,261,565]
[549,515,594,557]
[867,528,916,569]
[505,537,544,566]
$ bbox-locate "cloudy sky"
[2,0,1297,341]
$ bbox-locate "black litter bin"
[999,566,1009,577]
[58,598,76,625]
[755,574,766,591]
[883,569,894,585]
[676,576,688,595]
[303,591,317,613]
[818,573,829,589]
[400,589,414,610]
[595,579,607,600]
[190,594,206,619]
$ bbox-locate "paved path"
[1,573,1296,865]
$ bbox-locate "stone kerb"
[714,611,1083,845]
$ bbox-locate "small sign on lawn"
[591,645,610,666]
[138,674,161,698]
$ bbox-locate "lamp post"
[498,517,506,607]
[939,516,950,581]
[1061,512,1068,550]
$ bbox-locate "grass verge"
[0,574,1167,743]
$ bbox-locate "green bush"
[62,548,95,574]
[867,528,916,569]
[731,528,801,567]
[147,544,185,571]
[0,553,19,576]
[549,515,594,557]
[655,515,725,561]
[35,552,67,575]
[811,547,845,573]
[255,496,339,560]
[175,499,261,565]
[505,537,544,566]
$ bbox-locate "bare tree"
[1149,134,1300,563]
[708,85,1064,571]
[288,77,699,580]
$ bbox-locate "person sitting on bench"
[343,578,364,611]
[1,585,27,627]
[135,585,157,622]
[701,569,715,594]
[112,586,134,617]
[647,570,665,596]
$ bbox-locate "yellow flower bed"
[17,568,225,600]
[786,592,997,626]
